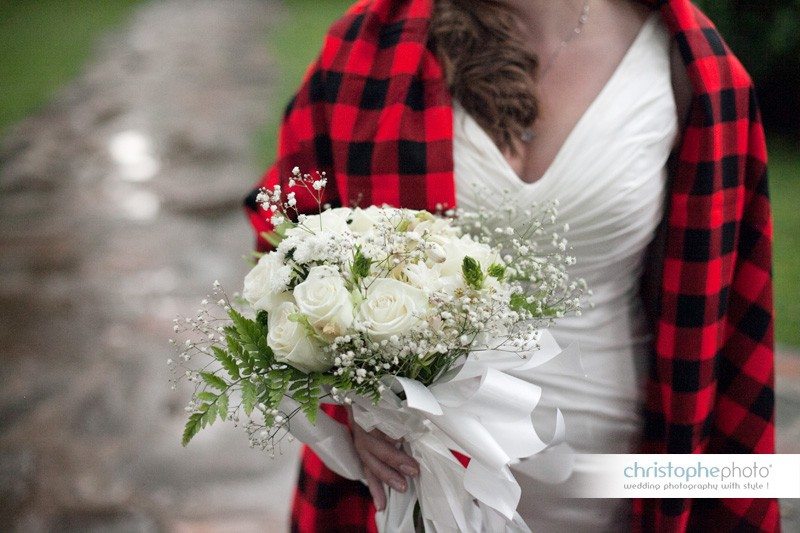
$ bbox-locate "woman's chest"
[504,5,657,184]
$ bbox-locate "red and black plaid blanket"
[245,0,779,530]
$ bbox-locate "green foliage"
[509,293,526,311]
[351,247,372,285]
[225,327,254,375]
[217,393,229,421]
[255,0,354,168]
[245,251,263,268]
[0,0,143,133]
[181,307,348,447]
[262,220,294,248]
[289,312,323,343]
[264,231,282,249]
[201,402,217,427]
[461,256,484,290]
[694,0,800,75]
[256,310,269,328]
[182,412,203,446]
[510,293,550,318]
[487,263,506,280]
[290,375,322,424]
[265,369,291,410]
[693,0,800,136]
[769,139,800,347]
[241,379,257,416]
[396,219,412,232]
[182,307,278,445]
[212,346,240,380]
[196,391,217,402]
[200,371,227,391]
[229,307,273,367]
[180,287,371,448]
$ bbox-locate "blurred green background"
[1,0,797,346]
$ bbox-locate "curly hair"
[428,0,539,155]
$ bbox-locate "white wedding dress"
[454,12,677,532]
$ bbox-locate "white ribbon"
[283,330,582,533]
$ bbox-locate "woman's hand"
[348,408,420,511]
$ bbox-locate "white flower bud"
[427,243,446,263]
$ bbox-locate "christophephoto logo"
[623,459,773,491]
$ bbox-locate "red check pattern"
[245,0,779,531]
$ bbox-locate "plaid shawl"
[244,0,779,530]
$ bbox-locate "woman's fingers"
[352,428,413,491]
[372,428,402,446]
[364,465,387,511]
[365,431,420,477]
[360,449,408,492]
[351,417,419,477]
[348,407,419,505]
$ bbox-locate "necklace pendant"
[521,128,535,143]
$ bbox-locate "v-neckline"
[459,11,658,188]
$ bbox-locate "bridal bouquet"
[171,168,586,532]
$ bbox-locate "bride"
[245,0,779,530]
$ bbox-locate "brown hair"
[427,0,539,155]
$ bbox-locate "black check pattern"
[244,0,779,531]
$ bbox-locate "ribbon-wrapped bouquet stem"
[171,168,587,532]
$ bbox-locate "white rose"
[288,207,352,236]
[349,205,407,234]
[437,274,465,293]
[267,300,329,373]
[402,262,442,293]
[413,216,461,241]
[293,265,354,339]
[434,235,500,278]
[242,252,292,311]
[348,206,385,234]
[359,278,428,341]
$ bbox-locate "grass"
[254,0,354,170]
[0,0,142,133]
[769,139,800,348]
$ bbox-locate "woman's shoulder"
[669,39,692,141]
[316,0,435,79]
[661,1,755,88]
[651,1,759,145]
[324,0,373,40]
[323,0,431,43]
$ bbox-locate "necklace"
[521,0,591,143]
[540,0,591,78]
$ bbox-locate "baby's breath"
[174,168,587,454]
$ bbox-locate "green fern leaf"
[242,379,257,415]
[229,308,273,369]
[182,412,203,446]
[226,332,253,374]
[217,393,229,421]
[201,402,218,428]
[200,371,227,391]
[212,346,241,380]
[196,391,217,402]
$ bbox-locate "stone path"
[0,1,299,531]
[0,1,798,531]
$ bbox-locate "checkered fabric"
[244,0,779,531]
